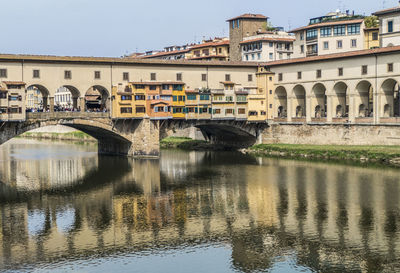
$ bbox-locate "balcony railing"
[306,51,318,57]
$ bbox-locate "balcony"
[306,50,318,57]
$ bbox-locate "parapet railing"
[26,112,109,120]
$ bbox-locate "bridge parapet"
[26,112,109,120]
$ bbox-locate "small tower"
[227,14,269,61]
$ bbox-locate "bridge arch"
[380,78,400,117]
[311,83,327,118]
[355,80,373,117]
[84,85,110,112]
[274,86,287,118]
[292,85,306,118]
[333,82,348,118]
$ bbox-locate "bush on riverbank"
[20,131,96,142]
[160,137,218,150]
[247,144,400,166]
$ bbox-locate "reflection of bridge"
[0,112,265,157]
[1,152,400,272]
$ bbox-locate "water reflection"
[1,140,400,272]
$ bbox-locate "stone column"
[79,97,85,112]
[348,94,356,123]
[306,96,312,123]
[326,94,333,123]
[42,97,48,110]
[375,92,381,124]
[72,97,78,109]
[287,96,293,122]
[49,97,54,112]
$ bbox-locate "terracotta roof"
[373,6,400,16]
[0,54,258,68]
[130,81,184,85]
[240,37,295,44]
[190,40,229,50]
[227,14,268,21]
[188,55,228,60]
[263,45,400,66]
[2,81,26,86]
[289,18,364,33]
[138,49,190,59]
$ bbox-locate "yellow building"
[112,84,135,119]
[186,39,230,61]
[247,67,274,122]
[364,27,380,49]
[172,83,186,119]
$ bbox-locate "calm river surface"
[1,138,400,272]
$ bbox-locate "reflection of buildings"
[0,139,98,191]
[1,153,400,272]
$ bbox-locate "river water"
[1,138,400,272]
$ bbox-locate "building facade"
[240,32,295,62]
[0,81,26,121]
[228,14,269,62]
[291,12,366,58]
[373,5,400,47]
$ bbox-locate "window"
[388,63,394,72]
[162,84,169,90]
[225,74,231,82]
[237,19,240,28]
[320,27,332,37]
[225,109,234,114]
[252,54,255,60]
[135,95,145,100]
[238,108,246,114]
[278,73,283,81]
[176,73,182,81]
[269,90,272,94]
[0,92,6,99]
[306,29,318,40]
[337,40,343,48]
[269,42,273,47]
[149,85,157,91]
[201,74,207,81]
[300,33,304,40]
[232,21,235,29]
[123,72,129,81]
[136,107,146,113]
[257,53,261,60]
[338,67,343,76]
[351,39,357,48]
[245,55,249,61]
[316,69,322,78]
[297,71,302,79]
[200,94,210,100]
[225,96,233,102]
[150,73,156,81]
[121,95,132,101]
[300,45,304,54]
[120,107,132,114]
[33,69,40,78]
[372,32,378,41]
[214,109,221,114]
[64,70,71,79]
[248,74,253,82]
[362,65,368,75]
[0,69,6,78]
[347,24,360,35]
[323,41,329,50]
[173,84,183,91]
[187,94,196,100]
[333,25,346,36]
[279,53,283,59]
[269,53,273,60]
[237,95,247,102]
[388,21,393,33]
[94,71,101,79]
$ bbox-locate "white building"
[240,31,295,62]
[54,87,73,108]
[373,4,400,47]
[291,11,366,58]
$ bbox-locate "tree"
[364,16,379,28]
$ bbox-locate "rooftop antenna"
[288,19,291,31]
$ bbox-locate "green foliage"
[364,16,379,28]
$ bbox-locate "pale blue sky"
[1,0,397,57]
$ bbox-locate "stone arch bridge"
[0,113,266,157]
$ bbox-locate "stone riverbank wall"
[260,124,400,146]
